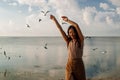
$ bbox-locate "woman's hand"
[50,15,56,21]
[61,16,68,22]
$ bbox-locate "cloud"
[8,20,15,26]
[82,7,97,25]
[17,0,50,14]
[20,0,83,24]
[105,16,113,24]
[49,0,81,16]
[17,0,83,36]
[109,0,120,7]
[116,7,120,14]
[25,12,60,36]
[8,2,18,6]
[1,0,120,36]
[16,0,82,22]
[80,5,120,28]
[18,0,120,36]
[17,0,48,7]
[18,10,22,13]
[95,12,111,23]
[100,3,110,10]
[28,6,32,12]
[99,2,115,11]
[26,14,39,25]
[2,0,7,2]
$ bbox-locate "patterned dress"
[65,40,86,80]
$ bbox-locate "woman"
[50,15,86,80]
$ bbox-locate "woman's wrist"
[66,19,70,22]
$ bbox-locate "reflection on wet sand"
[0,69,65,80]
[0,37,120,80]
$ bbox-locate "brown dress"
[65,40,86,80]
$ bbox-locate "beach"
[0,37,120,80]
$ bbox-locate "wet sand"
[87,77,120,80]
[0,37,120,80]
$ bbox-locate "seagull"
[92,48,98,51]
[39,19,42,22]
[44,43,48,49]
[4,69,7,77]
[34,65,41,68]
[26,24,30,28]
[19,55,21,58]
[8,57,10,60]
[85,36,92,39]
[4,51,7,57]
[41,11,50,16]
[100,51,107,54]
[62,22,67,25]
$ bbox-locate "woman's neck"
[72,39,77,42]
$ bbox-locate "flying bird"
[92,48,98,51]
[85,36,92,39]
[4,51,7,57]
[4,69,7,77]
[39,19,42,22]
[44,43,48,49]
[62,22,67,25]
[41,11,50,16]
[26,24,30,28]
[19,55,21,58]
[8,57,10,60]
[100,50,107,54]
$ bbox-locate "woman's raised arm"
[62,16,84,42]
[50,15,69,43]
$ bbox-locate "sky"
[0,0,120,37]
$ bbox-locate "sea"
[0,37,120,80]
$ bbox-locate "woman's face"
[68,28,76,39]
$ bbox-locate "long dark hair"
[67,25,79,41]
[67,25,81,47]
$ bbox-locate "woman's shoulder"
[76,39,84,47]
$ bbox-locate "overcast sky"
[0,0,120,36]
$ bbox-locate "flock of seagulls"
[0,42,48,78]
[83,37,108,57]
[0,42,48,77]
[3,51,11,60]
[26,10,68,28]
[92,47,107,54]
[0,8,111,78]
[84,37,108,56]
[0,40,110,79]
[0,50,19,61]
[26,10,50,28]
[0,43,48,61]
